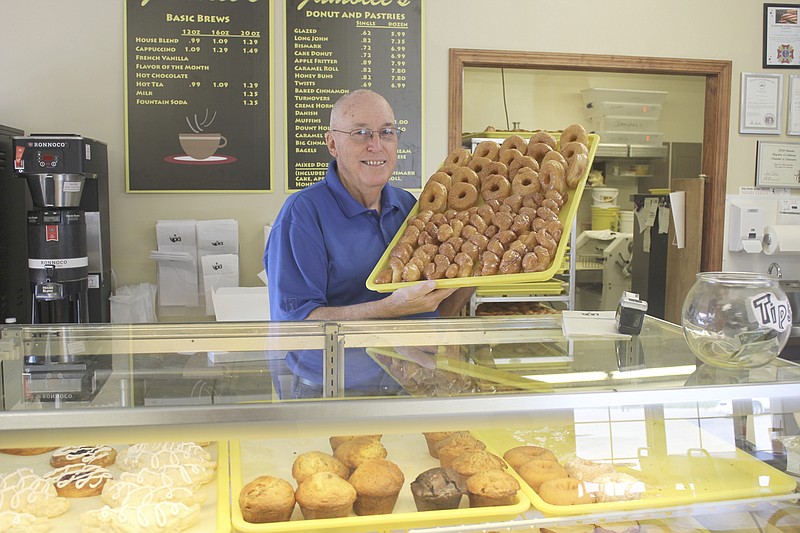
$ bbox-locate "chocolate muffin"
[410,467,465,511]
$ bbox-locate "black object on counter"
[616,291,648,335]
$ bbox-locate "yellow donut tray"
[366,133,599,293]
[475,426,798,517]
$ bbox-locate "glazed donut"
[495,229,517,248]
[423,254,450,280]
[537,477,596,506]
[430,212,448,226]
[485,199,503,212]
[536,229,558,256]
[480,175,512,202]
[0,447,58,456]
[566,152,589,188]
[487,238,505,258]
[528,131,557,150]
[563,457,616,482]
[544,189,566,207]
[511,167,541,197]
[460,240,480,262]
[419,180,449,213]
[444,147,472,167]
[536,206,559,222]
[517,459,568,492]
[444,263,459,279]
[390,242,414,264]
[374,268,392,284]
[499,249,522,274]
[473,140,500,161]
[438,241,457,262]
[545,219,563,241]
[453,252,474,277]
[541,198,561,215]
[469,213,489,235]
[402,261,422,282]
[522,246,550,272]
[538,160,567,195]
[428,171,452,190]
[436,223,455,243]
[399,225,420,247]
[509,240,529,256]
[476,204,495,221]
[452,166,481,189]
[389,256,404,283]
[469,233,490,251]
[508,155,539,179]
[503,446,558,470]
[511,213,532,234]
[492,211,514,231]
[499,148,522,167]
[414,243,438,264]
[541,150,567,168]
[479,250,501,276]
[502,193,524,212]
[560,123,590,147]
[484,225,499,239]
[448,182,479,211]
[560,141,588,161]
[437,163,459,177]
[485,161,509,179]
[526,142,553,165]
[468,156,493,179]
[417,210,434,223]
[500,134,527,154]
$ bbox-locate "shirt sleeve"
[265,209,329,321]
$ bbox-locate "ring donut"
[538,477,596,506]
[452,166,481,189]
[468,156,493,179]
[480,174,512,202]
[437,163,459,177]
[419,180,449,213]
[511,167,540,196]
[485,161,509,179]
[528,131,557,150]
[541,150,567,168]
[560,123,589,147]
[508,155,539,180]
[444,147,472,167]
[560,141,588,161]
[565,152,589,188]
[517,459,568,492]
[526,142,553,165]
[503,446,558,470]
[448,182,479,211]
[428,171,452,190]
[538,160,567,195]
[473,140,500,161]
[500,134,527,154]
[499,148,523,167]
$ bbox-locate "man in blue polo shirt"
[264,89,471,397]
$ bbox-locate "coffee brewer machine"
[11,134,112,402]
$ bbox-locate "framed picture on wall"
[764,3,800,68]
[740,72,783,134]
[756,140,800,188]
[788,75,800,134]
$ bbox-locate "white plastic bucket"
[619,210,634,233]
[592,187,618,207]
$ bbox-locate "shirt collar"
[325,160,403,218]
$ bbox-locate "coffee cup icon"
[179,133,227,160]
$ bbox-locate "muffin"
[348,458,404,515]
[410,467,466,511]
[238,475,296,523]
[333,436,388,472]
[465,469,520,507]
[422,431,458,458]
[291,451,349,484]
[329,434,381,453]
[450,449,507,482]
[295,471,357,519]
[437,438,486,469]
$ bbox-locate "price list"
[285,0,422,191]
[125,0,270,192]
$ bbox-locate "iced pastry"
[0,511,51,533]
[79,501,201,533]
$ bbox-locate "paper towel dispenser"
[728,203,765,253]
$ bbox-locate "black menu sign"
[285,0,422,191]
[125,0,270,192]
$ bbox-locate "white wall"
[0,0,787,311]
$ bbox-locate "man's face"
[325,93,398,195]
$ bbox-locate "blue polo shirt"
[264,161,436,388]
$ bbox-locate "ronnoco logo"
[28,141,68,148]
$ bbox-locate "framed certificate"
[740,72,783,134]
[756,141,800,188]
[764,3,800,68]
[788,75,800,135]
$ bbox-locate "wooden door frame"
[448,48,732,271]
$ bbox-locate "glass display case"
[1,316,800,532]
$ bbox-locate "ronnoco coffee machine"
[13,134,111,324]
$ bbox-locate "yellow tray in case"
[229,436,529,533]
[475,429,798,517]
[366,134,599,293]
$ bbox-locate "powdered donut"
[498,148,522,167]
[537,477,595,506]
[448,182,479,211]
[528,131,557,150]
[563,457,615,481]
[473,140,500,161]
[517,459,568,491]
[560,123,589,147]
[452,166,481,189]
[560,141,588,161]
[480,175,511,202]
[419,180,448,213]
[444,147,471,166]
[592,472,645,503]
[526,142,553,165]
[500,134,527,154]
[538,160,567,195]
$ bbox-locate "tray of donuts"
[473,428,799,517]
[0,441,229,532]
[367,126,599,292]
[230,432,531,532]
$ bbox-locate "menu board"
[125,0,271,192]
[285,0,422,191]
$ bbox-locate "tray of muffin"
[367,126,599,293]
[0,441,229,532]
[230,432,530,532]
[473,426,798,517]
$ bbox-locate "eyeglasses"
[330,127,404,143]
